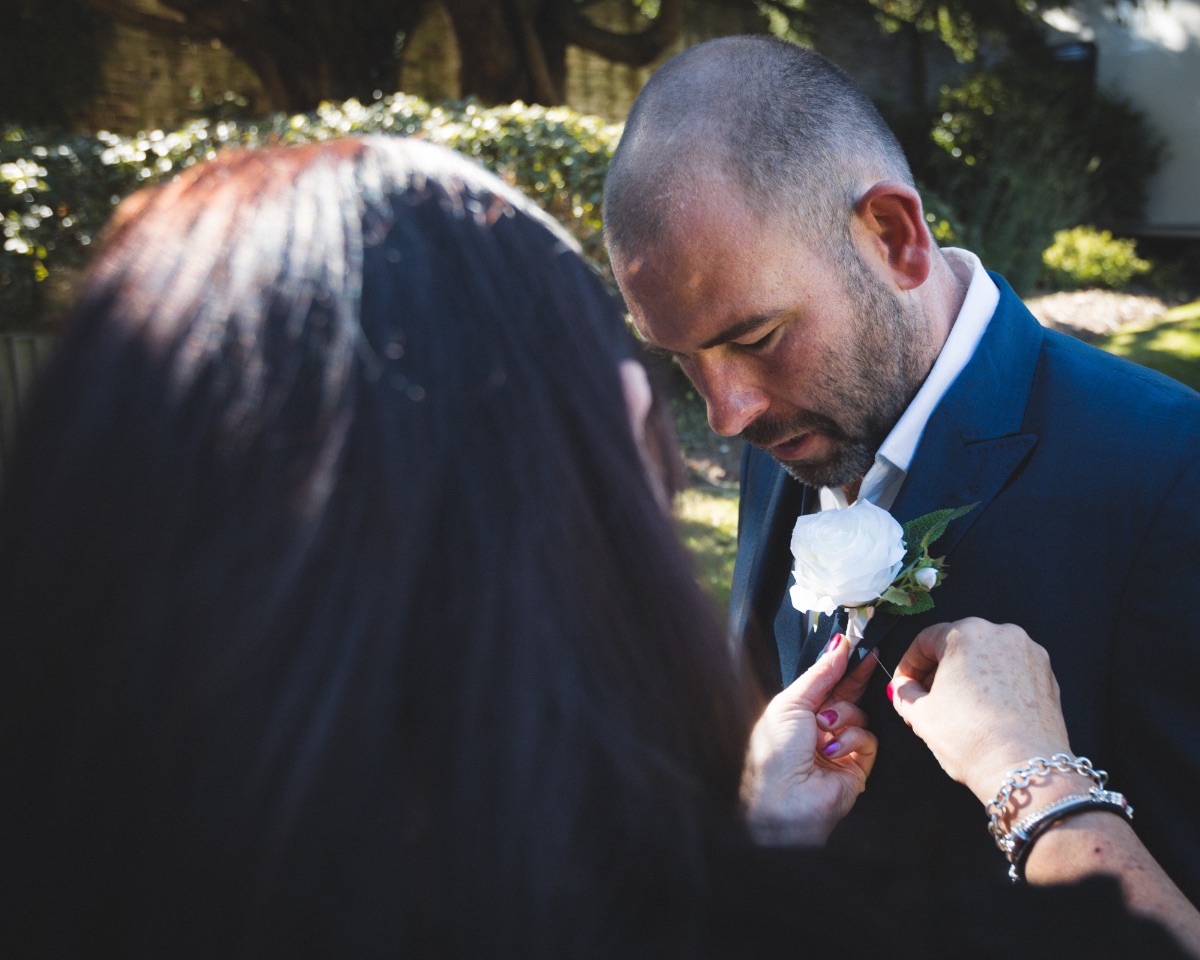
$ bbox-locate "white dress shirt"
[817,248,1000,513]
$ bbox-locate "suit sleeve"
[1108,448,1200,905]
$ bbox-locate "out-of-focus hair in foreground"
[0,137,749,958]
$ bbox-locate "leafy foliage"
[915,180,964,244]
[900,502,977,566]
[760,0,1055,74]
[919,60,1163,294]
[1041,226,1152,291]
[0,95,620,332]
[874,502,977,616]
[853,0,1046,62]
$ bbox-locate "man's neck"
[829,250,986,512]
[932,248,973,351]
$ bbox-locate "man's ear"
[852,181,931,291]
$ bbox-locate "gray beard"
[743,252,933,489]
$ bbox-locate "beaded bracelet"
[987,753,1134,882]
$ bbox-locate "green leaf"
[902,501,979,556]
[879,586,915,607]
[878,589,936,617]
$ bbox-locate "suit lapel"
[734,276,1047,675]
[865,276,1043,649]
[731,448,808,690]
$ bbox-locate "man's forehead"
[611,176,818,350]
[621,250,793,358]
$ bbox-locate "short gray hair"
[604,35,914,260]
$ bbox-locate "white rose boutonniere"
[789,500,905,617]
[789,499,979,645]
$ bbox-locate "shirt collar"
[819,248,999,511]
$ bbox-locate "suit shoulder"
[1035,329,1200,433]
[1039,328,1200,404]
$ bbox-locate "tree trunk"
[445,0,682,106]
[81,0,680,112]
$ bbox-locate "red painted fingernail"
[825,633,844,654]
[885,682,894,703]
[821,740,841,757]
[818,709,838,726]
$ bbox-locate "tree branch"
[80,0,203,40]
[558,0,683,66]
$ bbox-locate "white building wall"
[1046,1,1200,237]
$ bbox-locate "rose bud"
[915,566,939,590]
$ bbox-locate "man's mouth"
[768,433,817,461]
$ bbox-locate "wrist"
[969,741,1074,804]
[742,781,833,847]
[1021,809,1139,885]
[984,753,1134,882]
[745,809,830,847]
[989,769,1097,832]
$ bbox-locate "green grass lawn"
[675,484,739,619]
[1093,299,1200,392]
[674,299,1200,612]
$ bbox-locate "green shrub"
[915,180,963,245]
[918,61,1162,294]
[1042,226,1152,290]
[1,94,621,332]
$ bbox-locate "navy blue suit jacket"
[731,275,1200,898]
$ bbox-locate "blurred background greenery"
[676,487,739,617]
[1094,301,1200,393]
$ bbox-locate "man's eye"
[738,328,776,351]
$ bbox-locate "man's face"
[613,189,932,488]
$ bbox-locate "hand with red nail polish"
[741,632,878,846]
[889,617,1072,805]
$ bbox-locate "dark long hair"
[0,138,752,957]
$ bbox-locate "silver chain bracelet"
[986,753,1107,845]
[986,753,1133,881]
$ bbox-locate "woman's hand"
[741,633,878,846]
[891,618,1200,956]
[889,618,1072,804]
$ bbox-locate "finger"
[892,621,954,685]
[820,726,878,773]
[827,643,879,704]
[777,632,853,715]
[816,700,868,733]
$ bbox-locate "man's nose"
[688,359,769,437]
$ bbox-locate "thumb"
[775,633,853,715]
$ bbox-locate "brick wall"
[75,0,263,134]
